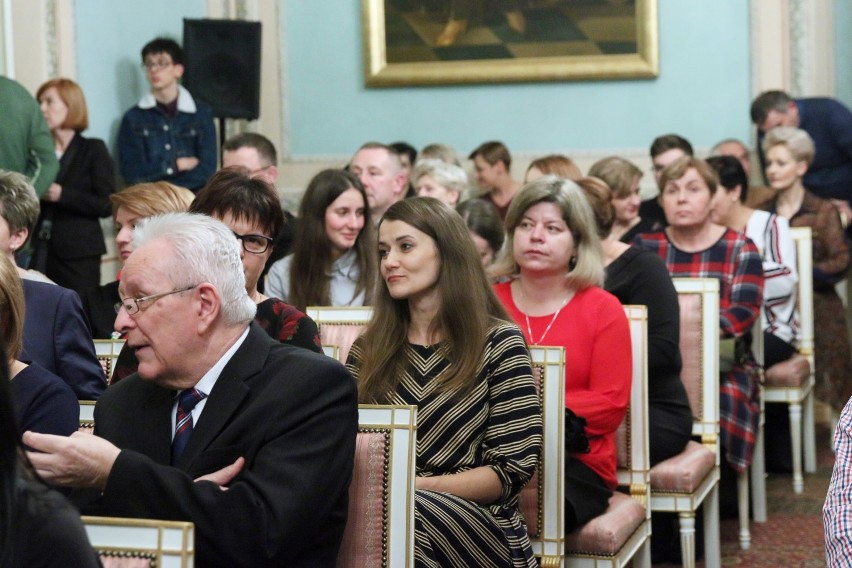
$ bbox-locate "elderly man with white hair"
[25,212,358,567]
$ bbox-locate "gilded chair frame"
[306,306,373,364]
[525,345,567,566]
[81,516,195,567]
[94,338,126,385]
[763,226,817,493]
[338,404,417,567]
[650,278,721,568]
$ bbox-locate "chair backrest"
[790,227,814,356]
[94,338,126,385]
[673,278,720,456]
[615,305,650,512]
[521,346,566,564]
[305,306,373,363]
[79,400,96,434]
[338,404,417,568]
[81,516,194,568]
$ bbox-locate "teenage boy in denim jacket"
[117,38,216,192]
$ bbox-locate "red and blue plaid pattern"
[634,229,764,473]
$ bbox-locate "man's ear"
[195,283,222,334]
[174,63,185,79]
[9,228,28,253]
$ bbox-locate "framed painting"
[363,0,659,87]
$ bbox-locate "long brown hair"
[289,169,376,310]
[356,197,510,403]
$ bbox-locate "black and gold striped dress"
[347,323,542,568]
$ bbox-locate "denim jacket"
[117,85,216,191]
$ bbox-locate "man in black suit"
[25,212,358,567]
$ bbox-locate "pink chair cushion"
[337,430,389,568]
[99,555,154,568]
[565,492,646,555]
[765,354,811,387]
[650,441,715,493]
[319,324,366,363]
[677,294,703,419]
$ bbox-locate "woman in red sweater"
[491,176,632,532]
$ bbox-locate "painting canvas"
[363,0,659,86]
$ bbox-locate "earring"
[569,256,577,270]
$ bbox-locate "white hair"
[412,159,468,195]
[133,212,257,326]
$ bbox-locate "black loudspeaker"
[182,19,262,120]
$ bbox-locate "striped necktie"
[171,388,206,464]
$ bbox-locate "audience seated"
[346,197,542,566]
[758,128,852,429]
[490,176,632,532]
[456,198,504,267]
[25,212,358,567]
[633,156,764,513]
[265,169,376,311]
[80,181,194,340]
[588,156,658,242]
[0,170,104,400]
[112,168,323,380]
[1,253,76,437]
[390,140,418,197]
[524,154,582,182]
[33,78,115,294]
[412,158,467,206]
[0,339,100,567]
[469,140,522,220]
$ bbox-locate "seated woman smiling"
[346,197,541,567]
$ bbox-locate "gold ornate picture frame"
[363,0,659,87]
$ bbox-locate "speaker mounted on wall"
[182,19,262,120]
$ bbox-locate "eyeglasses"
[142,58,173,71]
[233,231,273,254]
[114,284,198,315]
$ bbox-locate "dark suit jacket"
[80,280,120,339]
[21,279,106,400]
[83,323,358,567]
[36,133,115,259]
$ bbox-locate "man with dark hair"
[751,89,852,220]
[350,142,407,224]
[710,138,774,207]
[468,140,521,220]
[640,134,695,227]
[117,37,216,192]
[221,132,295,289]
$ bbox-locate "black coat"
[37,133,115,259]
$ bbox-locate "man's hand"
[195,456,245,490]
[176,157,200,172]
[44,182,62,202]
[23,431,121,490]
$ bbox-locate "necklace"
[517,282,572,345]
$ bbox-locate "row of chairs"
[307,284,718,568]
[79,225,819,566]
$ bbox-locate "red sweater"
[494,282,632,489]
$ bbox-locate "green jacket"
[0,76,59,196]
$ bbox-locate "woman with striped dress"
[346,197,542,567]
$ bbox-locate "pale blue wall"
[835,0,852,109]
[72,0,751,157]
[283,0,752,156]
[75,0,207,147]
